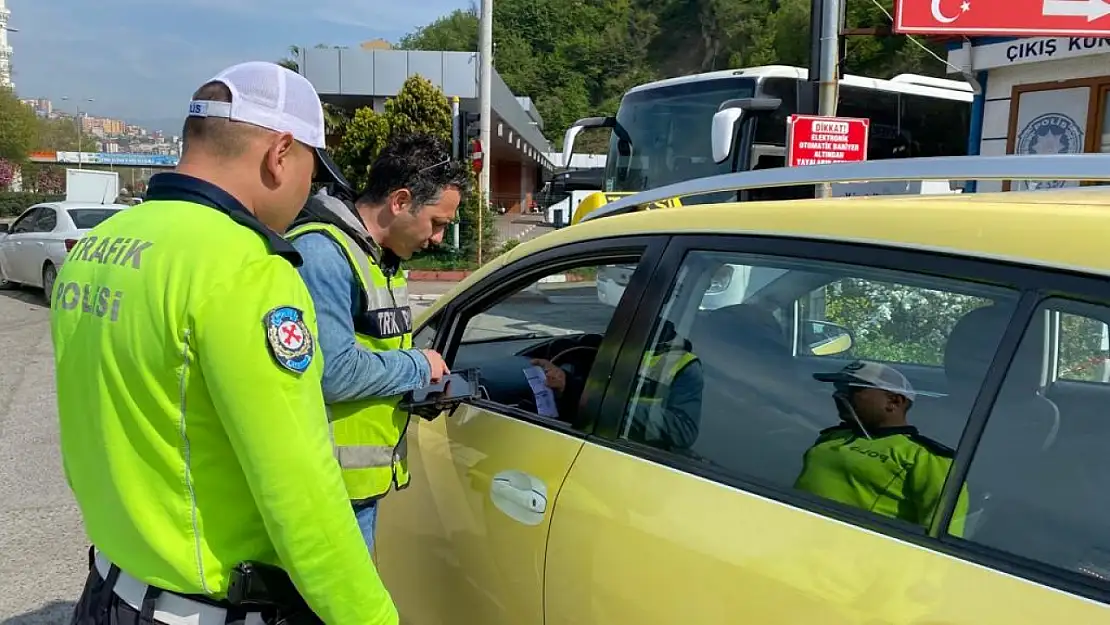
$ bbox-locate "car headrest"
[698,304,788,356]
[945,304,1045,396]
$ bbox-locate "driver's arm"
[658,361,704,449]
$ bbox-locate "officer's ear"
[389,188,413,216]
[264,132,297,188]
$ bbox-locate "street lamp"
[61,96,94,169]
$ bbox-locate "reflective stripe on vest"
[639,346,698,399]
[287,221,413,500]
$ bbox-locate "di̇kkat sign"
[786,115,870,167]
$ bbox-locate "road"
[0,281,605,623]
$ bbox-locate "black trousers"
[68,565,283,625]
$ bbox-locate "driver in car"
[794,360,970,535]
[532,320,704,453]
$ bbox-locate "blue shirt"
[292,232,431,403]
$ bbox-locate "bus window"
[901,93,970,157]
[604,77,757,194]
[754,77,800,147]
[838,86,902,160]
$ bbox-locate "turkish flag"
[895,0,1110,37]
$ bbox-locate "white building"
[0,0,12,90]
[947,36,1110,192]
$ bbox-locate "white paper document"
[523,365,559,419]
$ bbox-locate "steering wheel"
[550,344,599,367]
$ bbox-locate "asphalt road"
[0,287,81,625]
[0,282,605,623]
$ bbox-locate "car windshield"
[604,76,756,195]
[67,208,121,229]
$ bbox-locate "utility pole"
[811,0,841,197]
[450,95,461,250]
[478,0,493,265]
[62,96,94,169]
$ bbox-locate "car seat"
[686,304,827,484]
[942,305,1064,559]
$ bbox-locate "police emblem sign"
[1015,112,1084,189]
[264,306,315,374]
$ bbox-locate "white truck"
[66,169,120,204]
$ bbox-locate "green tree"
[383,75,453,143]
[0,88,39,162]
[333,107,391,192]
[35,117,85,151]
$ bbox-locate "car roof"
[35,202,127,210]
[417,188,1110,320]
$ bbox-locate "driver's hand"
[531,358,566,393]
[422,349,451,384]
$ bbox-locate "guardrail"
[582,154,1110,223]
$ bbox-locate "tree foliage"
[329,75,495,264]
[397,0,948,147]
[0,88,40,162]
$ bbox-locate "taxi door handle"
[490,470,548,525]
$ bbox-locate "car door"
[544,234,1110,624]
[20,205,58,287]
[376,236,667,625]
[0,206,46,284]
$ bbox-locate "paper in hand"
[523,365,559,419]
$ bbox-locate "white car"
[0,201,127,304]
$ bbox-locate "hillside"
[397,0,951,149]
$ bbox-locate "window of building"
[951,299,1110,582]
[619,249,1019,532]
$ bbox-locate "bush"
[0,192,64,218]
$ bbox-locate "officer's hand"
[422,349,451,384]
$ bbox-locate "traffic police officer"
[286,133,468,551]
[794,360,970,535]
[51,61,398,624]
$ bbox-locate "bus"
[561,65,974,219]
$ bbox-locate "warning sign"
[787,115,870,167]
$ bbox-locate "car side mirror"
[711,108,745,164]
[0,223,9,234]
[802,320,854,357]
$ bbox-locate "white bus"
[563,65,974,207]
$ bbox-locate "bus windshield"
[604,77,756,194]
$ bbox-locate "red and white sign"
[786,115,870,167]
[895,0,1110,37]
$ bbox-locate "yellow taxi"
[377,168,1110,624]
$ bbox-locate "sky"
[6,0,468,133]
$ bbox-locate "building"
[0,0,12,90]
[298,48,554,213]
[946,36,1110,192]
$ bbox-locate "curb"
[409,294,442,303]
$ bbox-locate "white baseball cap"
[814,360,918,402]
[186,61,347,186]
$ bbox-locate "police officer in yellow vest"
[51,62,397,625]
[287,133,470,552]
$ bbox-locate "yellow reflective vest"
[286,221,412,501]
[49,172,396,625]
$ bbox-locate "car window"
[451,260,638,425]
[10,207,44,234]
[34,207,58,232]
[67,208,120,229]
[951,298,1110,581]
[620,249,1019,533]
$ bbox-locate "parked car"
[0,201,127,303]
[377,176,1110,624]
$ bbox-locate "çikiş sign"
[947,36,1110,71]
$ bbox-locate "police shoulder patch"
[263,306,315,374]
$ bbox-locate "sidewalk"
[408,280,459,303]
